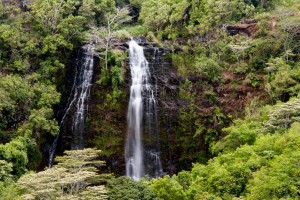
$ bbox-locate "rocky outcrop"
[226,19,258,37]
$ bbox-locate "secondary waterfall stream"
[125,40,163,181]
[48,45,94,166]
[70,45,94,150]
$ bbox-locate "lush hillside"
[0,0,300,199]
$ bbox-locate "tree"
[189,0,254,34]
[0,136,39,178]
[87,6,131,70]
[0,160,13,182]
[139,0,172,32]
[263,98,300,133]
[229,36,251,65]
[246,123,300,199]
[150,175,187,200]
[78,0,116,25]
[107,176,156,200]
[139,0,189,34]
[265,58,300,101]
[29,0,86,55]
[212,119,261,154]
[17,148,110,200]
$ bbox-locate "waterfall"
[48,45,94,166]
[125,40,163,181]
[71,45,94,150]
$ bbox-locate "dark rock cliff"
[86,42,182,175]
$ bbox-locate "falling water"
[48,45,94,166]
[125,40,163,181]
[71,45,94,150]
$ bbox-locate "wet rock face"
[142,45,180,174]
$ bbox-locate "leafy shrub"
[194,56,221,82]
[107,176,156,200]
[203,90,217,104]
[149,175,186,200]
[244,73,260,88]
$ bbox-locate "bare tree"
[87,6,131,70]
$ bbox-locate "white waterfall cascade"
[48,45,94,166]
[125,40,163,181]
[71,45,94,150]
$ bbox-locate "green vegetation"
[107,176,155,200]
[149,109,300,199]
[0,0,300,199]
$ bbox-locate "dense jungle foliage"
[0,0,300,199]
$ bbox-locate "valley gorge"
[1,0,300,199]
